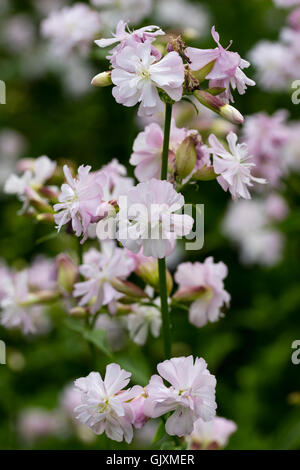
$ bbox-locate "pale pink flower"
[4,155,56,200]
[208,132,266,200]
[144,356,217,437]
[0,270,49,335]
[91,0,152,28]
[97,159,134,201]
[18,408,60,443]
[222,198,286,266]
[265,193,289,221]
[129,120,187,181]
[111,41,184,116]
[288,7,300,30]
[155,0,209,34]
[117,179,194,258]
[73,242,135,314]
[129,392,148,429]
[242,111,289,186]
[28,256,57,292]
[126,303,161,345]
[249,41,293,91]
[41,3,102,56]
[54,165,106,242]
[273,0,300,6]
[281,122,300,171]
[186,26,255,102]
[96,21,163,49]
[74,365,143,443]
[187,416,237,450]
[174,258,230,328]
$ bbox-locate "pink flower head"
[117,179,193,258]
[242,111,289,186]
[96,20,164,65]
[144,356,217,437]
[208,132,266,200]
[97,158,134,201]
[129,120,187,181]
[74,365,143,443]
[73,242,135,314]
[18,408,60,442]
[111,41,184,116]
[28,256,57,292]
[174,258,230,328]
[129,391,148,429]
[4,155,56,200]
[186,26,255,102]
[54,165,106,242]
[187,416,237,450]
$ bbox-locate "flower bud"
[173,286,211,302]
[176,135,197,180]
[110,278,148,299]
[56,254,79,293]
[193,90,244,125]
[24,187,53,213]
[69,306,87,317]
[191,165,216,181]
[91,71,112,87]
[219,104,244,125]
[136,258,173,296]
[36,213,55,224]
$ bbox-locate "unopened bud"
[173,286,210,302]
[193,90,244,125]
[69,306,87,317]
[36,213,55,224]
[56,254,78,293]
[192,165,216,181]
[91,71,112,87]
[110,278,148,299]
[176,135,197,180]
[136,258,173,295]
[38,186,59,202]
[219,104,244,125]
[24,187,53,213]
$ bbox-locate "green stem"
[159,102,173,359]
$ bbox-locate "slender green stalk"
[159,102,173,358]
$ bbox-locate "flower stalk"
[159,102,173,358]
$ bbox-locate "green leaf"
[192,59,216,83]
[35,231,58,246]
[83,329,112,358]
[152,420,166,444]
[64,317,85,334]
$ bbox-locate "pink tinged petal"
[166,408,195,437]
[185,47,219,71]
[104,363,131,396]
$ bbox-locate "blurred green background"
[0,0,299,450]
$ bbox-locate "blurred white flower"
[91,0,152,28]
[126,302,161,345]
[155,0,209,36]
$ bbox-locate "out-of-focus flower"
[249,41,293,91]
[29,256,57,292]
[222,196,287,266]
[4,155,56,204]
[129,120,187,181]
[98,158,134,200]
[73,242,135,314]
[111,41,184,116]
[281,122,300,172]
[0,270,50,335]
[273,0,300,7]
[155,0,209,36]
[41,3,102,56]
[129,391,148,429]
[1,14,35,53]
[54,165,106,242]
[74,365,143,443]
[95,313,127,351]
[208,132,266,199]
[126,302,161,345]
[186,416,237,450]
[174,258,230,328]
[242,111,289,186]
[0,129,27,186]
[145,356,217,437]
[17,408,61,443]
[186,27,255,103]
[288,7,300,29]
[91,0,152,27]
[117,179,193,258]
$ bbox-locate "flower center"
[138,66,151,80]
[98,398,110,413]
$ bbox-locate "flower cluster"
[74,356,217,442]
